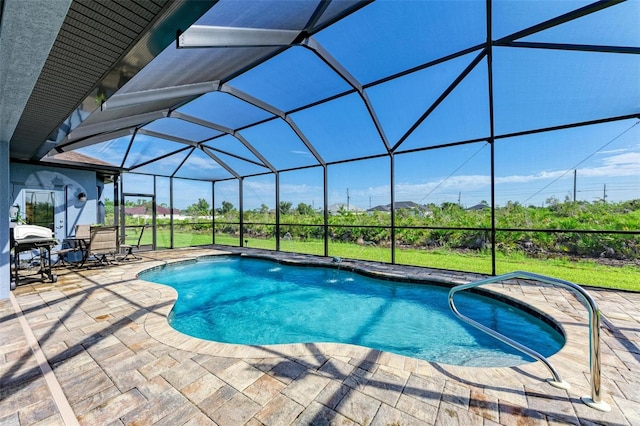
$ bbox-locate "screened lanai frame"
[57,0,639,276]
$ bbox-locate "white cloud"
[280,183,322,196]
[597,148,628,155]
[186,154,222,170]
[600,152,640,166]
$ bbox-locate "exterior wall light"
[78,192,87,202]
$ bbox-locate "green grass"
[397,247,640,291]
[148,230,640,292]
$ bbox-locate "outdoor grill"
[10,224,58,289]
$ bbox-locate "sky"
[85,1,639,211]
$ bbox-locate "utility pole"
[346,188,350,211]
[603,184,607,203]
[573,170,577,202]
[458,191,461,206]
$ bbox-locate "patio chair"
[119,225,147,261]
[61,224,92,266]
[86,226,118,266]
[52,240,80,267]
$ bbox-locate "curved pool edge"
[139,251,568,352]
[135,250,585,376]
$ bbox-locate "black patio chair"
[119,225,147,261]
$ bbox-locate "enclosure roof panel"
[142,118,221,143]
[313,0,486,84]
[228,47,352,112]
[4,0,637,183]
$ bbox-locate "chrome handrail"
[448,271,611,412]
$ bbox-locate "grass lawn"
[151,231,640,292]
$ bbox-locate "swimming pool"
[139,255,564,367]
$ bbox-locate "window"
[25,191,55,230]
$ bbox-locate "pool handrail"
[448,271,611,412]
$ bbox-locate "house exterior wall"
[10,163,101,239]
[2,162,103,298]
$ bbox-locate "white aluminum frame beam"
[303,37,391,152]
[200,146,240,178]
[61,111,168,145]
[53,128,136,153]
[178,25,300,48]
[221,84,326,166]
[101,81,220,111]
[137,129,198,147]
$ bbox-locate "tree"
[441,202,463,211]
[186,198,210,216]
[296,202,315,216]
[279,201,293,215]
[218,201,235,215]
[545,196,560,207]
[258,204,269,214]
[104,198,115,216]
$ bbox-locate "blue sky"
[87,1,639,211]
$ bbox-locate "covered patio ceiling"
[5,0,640,181]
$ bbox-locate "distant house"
[367,205,390,212]
[367,201,431,216]
[125,206,148,216]
[157,206,180,217]
[466,203,490,211]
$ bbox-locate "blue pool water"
[139,256,564,366]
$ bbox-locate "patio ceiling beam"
[137,129,198,147]
[497,41,640,55]
[204,146,267,168]
[283,117,326,167]
[390,49,488,153]
[171,147,196,178]
[170,111,234,135]
[391,49,487,152]
[101,81,220,111]
[119,129,138,170]
[59,110,168,147]
[127,145,192,172]
[363,44,485,89]
[177,26,300,48]
[306,0,371,34]
[303,37,391,153]
[170,110,275,171]
[495,0,623,44]
[53,128,135,153]
[495,114,640,141]
[200,146,241,179]
[233,133,276,173]
[175,88,324,168]
[219,84,326,167]
[220,85,285,119]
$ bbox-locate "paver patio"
[1,247,638,425]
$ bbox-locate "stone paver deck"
[1,247,638,425]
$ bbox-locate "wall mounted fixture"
[78,192,87,202]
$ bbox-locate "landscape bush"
[122,199,640,262]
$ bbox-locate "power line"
[523,120,639,203]
[418,143,488,204]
